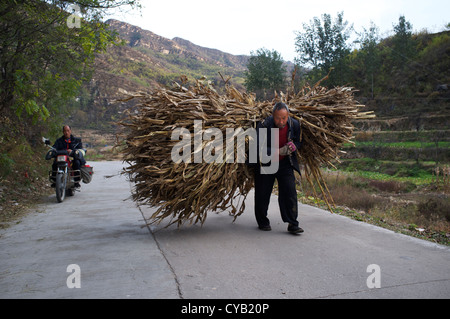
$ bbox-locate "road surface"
[1,161,449,299]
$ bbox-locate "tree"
[244,48,286,100]
[0,0,140,134]
[294,12,352,86]
[356,22,381,98]
[391,15,416,66]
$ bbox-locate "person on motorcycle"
[51,125,86,188]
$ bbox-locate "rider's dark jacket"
[52,135,83,153]
[52,135,85,168]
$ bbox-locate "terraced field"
[348,113,449,176]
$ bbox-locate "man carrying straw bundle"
[254,102,304,234]
[118,76,374,229]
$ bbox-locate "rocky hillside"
[105,19,250,71]
[69,19,250,130]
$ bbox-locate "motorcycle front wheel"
[55,173,66,203]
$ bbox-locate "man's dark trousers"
[254,157,299,228]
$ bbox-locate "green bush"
[0,153,14,178]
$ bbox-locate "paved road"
[1,161,449,299]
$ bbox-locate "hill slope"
[69,19,250,130]
[333,31,450,194]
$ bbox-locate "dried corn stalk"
[118,77,374,227]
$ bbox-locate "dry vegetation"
[298,169,449,245]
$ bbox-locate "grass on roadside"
[0,140,53,229]
[297,168,450,246]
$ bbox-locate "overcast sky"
[108,0,449,62]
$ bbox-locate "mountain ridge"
[71,19,255,130]
[105,19,250,73]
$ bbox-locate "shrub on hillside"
[368,179,416,193]
[369,180,403,193]
[417,197,450,222]
[330,185,378,212]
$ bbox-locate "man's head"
[63,125,72,139]
[272,102,289,129]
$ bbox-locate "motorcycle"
[44,139,83,203]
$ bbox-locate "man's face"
[63,126,72,139]
[273,108,289,129]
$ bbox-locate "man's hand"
[279,142,297,156]
[286,141,296,153]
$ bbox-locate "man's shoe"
[258,225,272,231]
[288,224,304,234]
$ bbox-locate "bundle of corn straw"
[118,77,374,227]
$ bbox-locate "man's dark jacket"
[256,116,302,174]
[53,135,83,152]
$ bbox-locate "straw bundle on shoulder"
[118,77,374,227]
[119,79,261,227]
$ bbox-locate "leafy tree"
[391,15,416,66]
[355,22,381,98]
[294,12,352,86]
[244,48,286,100]
[0,0,140,135]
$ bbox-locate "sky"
[108,0,449,62]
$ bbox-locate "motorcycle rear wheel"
[55,173,66,203]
